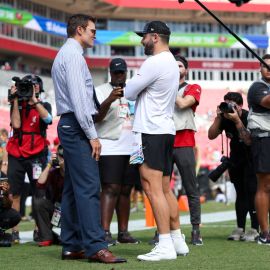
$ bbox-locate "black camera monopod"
[178,0,270,71]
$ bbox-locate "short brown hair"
[67,14,96,38]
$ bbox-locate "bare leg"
[116,185,132,232]
[162,175,180,230]
[100,183,121,231]
[255,173,270,234]
[139,164,170,234]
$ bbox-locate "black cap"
[110,58,127,73]
[22,74,44,92]
[135,21,171,37]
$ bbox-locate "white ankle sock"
[170,229,182,238]
[159,233,173,247]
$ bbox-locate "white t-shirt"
[125,51,179,135]
[95,83,134,155]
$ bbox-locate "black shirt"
[247,79,270,113]
[219,109,249,167]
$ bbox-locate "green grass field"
[3,202,268,270]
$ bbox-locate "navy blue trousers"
[58,113,107,256]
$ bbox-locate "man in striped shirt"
[51,14,126,264]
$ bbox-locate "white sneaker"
[240,229,259,242]
[172,234,189,256]
[137,243,177,261]
[227,228,244,241]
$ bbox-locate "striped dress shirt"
[52,38,98,139]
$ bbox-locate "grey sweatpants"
[173,147,201,225]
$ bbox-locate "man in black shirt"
[208,92,258,241]
[246,54,270,244]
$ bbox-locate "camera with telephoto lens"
[219,102,236,114]
[208,156,232,182]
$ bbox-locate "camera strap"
[221,133,229,157]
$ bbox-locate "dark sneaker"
[11,230,20,244]
[191,230,203,245]
[117,231,140,244]
[0,231,12,247]
[257,233,270,245]
[105,231,117,247]
[33,230,40,242]
[148,230,159,245]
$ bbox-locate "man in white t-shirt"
[125,21,189,261]
[95,58,140,246]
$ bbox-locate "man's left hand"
[224,107,241,124]
[30,85,38,103]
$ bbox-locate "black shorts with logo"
[99,155,140,185]
[141,133,175,176]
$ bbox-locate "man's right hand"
[107,87,123,103]
[90,138,102,161]
[10,85,17,96]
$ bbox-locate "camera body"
[208,156,232,182]
[51,158,60,168]
[219,102,236,114]
[8,76,35,102]
[113,82,126,97]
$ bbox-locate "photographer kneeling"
[208,92,259,242]
[6,75,52,243]
[33,145,64,247]
[0,178,21,247]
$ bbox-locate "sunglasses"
[89,28,96,35]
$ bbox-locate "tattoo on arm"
[237,126,251,145]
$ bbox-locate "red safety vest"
[7,102,47,158]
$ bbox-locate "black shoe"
[257,232,270,245]
[105,231,117,246]
[11,230,20,244]
[117,231,140,244]
[148,230,159,245]
[0,231,12,247]
[191,230,203,246]
[33,230,39,242]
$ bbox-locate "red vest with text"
[7,102,47,158]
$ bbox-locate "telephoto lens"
[208,156,232,182]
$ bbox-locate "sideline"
[19,210,236,243]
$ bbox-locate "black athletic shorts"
[251,137,270,173]
[99,155,140,185]
[141,133,175,176]
[7,152,47,196]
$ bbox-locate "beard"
[144,40,154,56]
[180,72,185,80]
